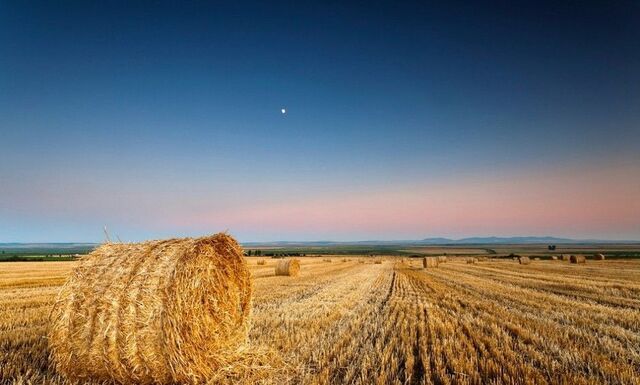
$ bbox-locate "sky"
[1,1,639,242]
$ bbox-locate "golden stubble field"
[1,257,639,385]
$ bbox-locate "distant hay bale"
[275,259,300,276]
[422,257,439,268]
[257,259,266,265]
[594,253,605,260]
[519,256,531,265]
[438,256,447,263]
[570,255,586,264]
[551,256,558,260]
[48,233,252,385]
[561,254,570,261]
[466,258,477,264]
[374,260,382,264]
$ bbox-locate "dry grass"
[1,258,640,384]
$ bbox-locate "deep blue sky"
[1,1,639,242]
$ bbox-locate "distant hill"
[0,243,97,255]
[244,236,639,247]
[419,236,578,244]
[3,236,639,252]
[0,243,97,248]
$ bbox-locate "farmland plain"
[1,256,639,384]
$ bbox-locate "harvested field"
[1,258,640,384]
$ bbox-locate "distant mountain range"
[0,243,96,248]
[243,236,640,246]
[417,236,640,244]
[2,237,639,250]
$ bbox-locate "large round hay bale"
[561,254,570,261]
[570,255,586,264]
[275,259,300,276]
[48,233,252,385]
[257,259,266,265]
[438,256,447,263]
[422,257,438,268]
[519,256,531,265]
[551,256,558,260]
[466,258,477,264]
[594,253,605,260]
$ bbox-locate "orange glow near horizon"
[176,161,640,240]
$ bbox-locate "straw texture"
[48,233,253,385]
[422,257,439,268]
[275,259,300,276]
[571,255,586,264]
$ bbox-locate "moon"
[281,108,286,114]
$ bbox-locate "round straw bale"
[519,256,531,265]
[275,259,300,276]
[48,233,252,385]
[570,255,586,264]
[551,256,558,260]
[594,253,605,260]
[561,254,570,261]
[422,257,439,268]
[257,259,266,265]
